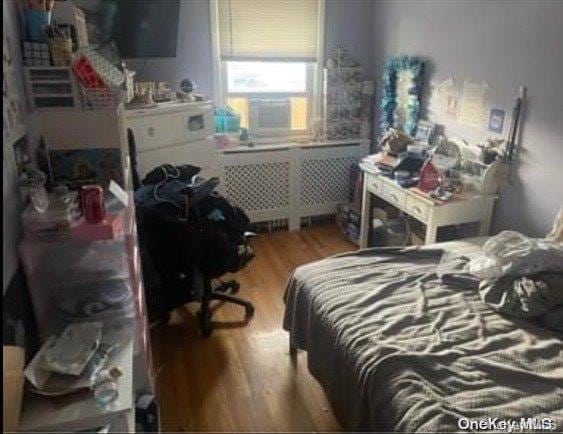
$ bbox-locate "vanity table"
[358,162,498,247]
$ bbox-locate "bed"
[283,238,563,432]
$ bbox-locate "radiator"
[219,140,369,230]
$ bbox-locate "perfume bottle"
[93,366,123,409]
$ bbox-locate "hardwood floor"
[151,223,356,432]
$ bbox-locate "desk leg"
[425,220,438,245]
[359,174,371,249]
[479,197,496,236]
[109,410,135,433]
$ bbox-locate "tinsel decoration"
[379,55,424,136]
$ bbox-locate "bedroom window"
[224,60,314,135]
[211,0,324,139]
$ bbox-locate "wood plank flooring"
[151,223,355,432]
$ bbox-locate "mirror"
[380,56,424,136]
[394,70,415,129]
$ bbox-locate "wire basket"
[74,47,124,90]
[81,87,123,110]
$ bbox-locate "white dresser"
[125,101,219,179]
[359,163,498,247]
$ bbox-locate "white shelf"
[33,93,74,98]
[24,66,71,70]
[18,342,135,433]
[30,79,73,84]
[219,138,365,153]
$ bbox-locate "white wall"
[372,0,563,236]
[127,0,377,97]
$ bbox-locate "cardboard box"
[3,346,25,432]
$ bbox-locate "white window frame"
[210,0,325,140]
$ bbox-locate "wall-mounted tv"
[75,0,180,58]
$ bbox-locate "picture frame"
[488,108,505,134]
[380,55,424,136]
[414,120,436,145]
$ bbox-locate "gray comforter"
[283,246,563,432]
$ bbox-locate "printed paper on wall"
[458,80,487,127]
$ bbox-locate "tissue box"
[71,212,124,241]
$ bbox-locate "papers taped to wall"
[459,80,487,127]
[428,77,488,128]
[428,77,461,123]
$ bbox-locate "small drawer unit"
[24,66,82,110]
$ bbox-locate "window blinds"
[217,0,319,61]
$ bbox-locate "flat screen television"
[75,0,180,58]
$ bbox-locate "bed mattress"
[283,240,563,432]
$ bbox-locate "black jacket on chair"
[134,165,252,321]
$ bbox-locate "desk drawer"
[381,183,406,208]
[405,194,431,222]
[366,174,384,195]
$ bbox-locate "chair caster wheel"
[197,310,212,337]
[245,304,255,318]
[232,281,241,294]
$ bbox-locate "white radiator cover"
[218,140,369,230]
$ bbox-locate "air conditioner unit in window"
[249,98,291,137]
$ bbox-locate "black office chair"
[136,190,255,336]
[130,127,255,336]
[182,184,255,336]
[197,275,254,337]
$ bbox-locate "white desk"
[359,163,497,247]
[18,342,135,433]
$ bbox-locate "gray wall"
[372,0,563,237]
[126,0,215,97]
[127,0,377,96]
[129,0,563,236]
[3,0,26,292]
[324,0,375,78]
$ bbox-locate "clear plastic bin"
[28,278,136,341]
[20,238,129,286]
